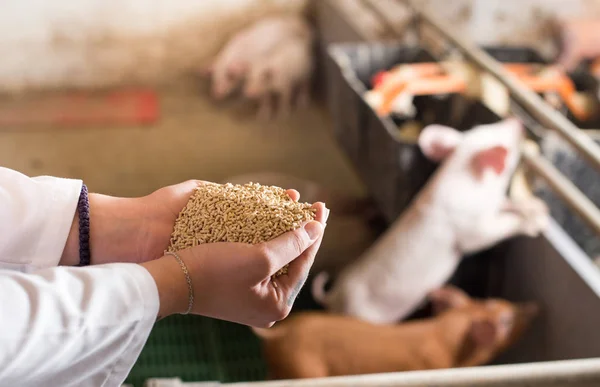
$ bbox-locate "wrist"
[60,192,143,266]
[88,193,141,264]
[60,184,91,266]
[141,255,190,319]
[60,206,80,266]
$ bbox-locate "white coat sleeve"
[0,263,160,387]
[0,167,160,386]
[0,166,82,272]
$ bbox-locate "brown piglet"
[252,286,538,380]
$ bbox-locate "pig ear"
[418,124,463,162]
[471,145,509,180]
[469,319,497,347]
[428,286,471,315]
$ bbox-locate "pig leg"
[504,197,550,237]
[459,213,526,254]
[297,81,311,109]
[277,85,293,119]
[459,198,549,253]
[257,94,273,121]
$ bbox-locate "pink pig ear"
[471,146,509,180]
[418,124,463,162]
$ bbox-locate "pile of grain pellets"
[167,182,316,277]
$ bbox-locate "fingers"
[272,203,329,305]
[286,189,300,202]
[312,202,329,224]
[168,179,207,196]
[274,203,329,308]
[172,184,300,203]
[275,227,325,306]
[259,220,324,273]
[268,202,327,285]
[556,49,578,72]
[555,24,588,72]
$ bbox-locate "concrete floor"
[0,79,365,199]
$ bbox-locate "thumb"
[158,180,205,203]
[260,221,324,274]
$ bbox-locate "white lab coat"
[0,167,159,387]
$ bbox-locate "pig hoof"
[518,198,550,237]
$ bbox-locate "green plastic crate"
[125,315,267,387]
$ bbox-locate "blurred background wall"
[0,0,308,92]
[1,0,600,92]
[424,0,600,57]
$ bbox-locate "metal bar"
[407,0,600,171]
[521,148,600,236]
[401,1,600,237]
[227,358,600,386]
[360,0,600,236]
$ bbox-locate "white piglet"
[206,15,310,100]
[312,118,550,324]
[244,33,314,120]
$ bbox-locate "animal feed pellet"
[167,182,317,277]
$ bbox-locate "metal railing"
[361,0,600,237]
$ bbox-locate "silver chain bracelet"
[165,251,194,315]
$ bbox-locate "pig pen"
[310,39,600,385]
[314,0,600,260]
[539,131,600,260]
[125,42,600,387]
[140,219,600,387]
[144,357,600,386]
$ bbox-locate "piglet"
[221,172,382,276]
[243,31,314,120]
[205,15,311,100]
[252,285,539,379]
[312,118,550,324]
[555,18,600,72]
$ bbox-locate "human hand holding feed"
[60,180,309,267]
[142,201,328,327]
[555,18,600,71]
[61,180,300,266]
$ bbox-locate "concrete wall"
[430,0,600,58]
[335,0,600,59]
[0,0,307,92]
[1,0,600,92]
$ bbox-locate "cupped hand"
[136,181,305,265]
[555,19,600,71]
[143,201,329,327]
[61,180,301,266]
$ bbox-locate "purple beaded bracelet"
[77,183,91,267]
